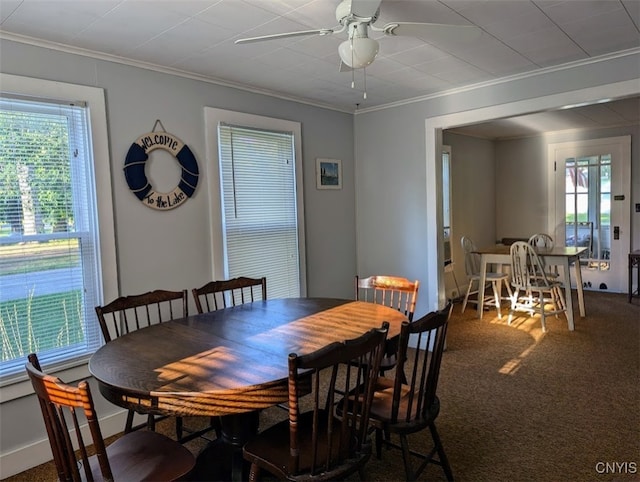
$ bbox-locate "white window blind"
[0,96,102,380]
[218,124,300,299]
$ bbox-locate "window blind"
[218,124,300,299]
[0,96,102,379]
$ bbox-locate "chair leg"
[124,409,135,433]
[491,281,502,319]
[399,433,416,482]
[375,427,383,459]
[248,463,260,482]
[538,290,548,332]
[429,422,454,481]
[461,282,472,313]
[147,413,155,431]
[212,416,222,439]
[507,288,519,325]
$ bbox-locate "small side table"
[629,250,640,303]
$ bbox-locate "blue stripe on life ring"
[176,145,199,197]
[124,143,152,200]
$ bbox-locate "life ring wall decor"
[124,132,199,210]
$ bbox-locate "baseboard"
[0,409,128,479]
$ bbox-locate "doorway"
[425,79,639,310]
[548,136,631,292]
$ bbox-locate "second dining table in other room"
[88,297,409,482]
[474,245,588,330]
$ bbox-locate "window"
[0,74,115,386]
[442,145,452,268]
[204,108,306,298]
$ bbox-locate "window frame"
[0,73,117,401]
[204,108,307,296]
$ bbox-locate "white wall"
[0,38,356,477]
[495,125,640,244]
[354,50,640,317]
[442,132,496,300]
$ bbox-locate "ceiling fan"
[235,0,483,72]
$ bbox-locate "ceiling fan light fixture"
[338,37,379,69]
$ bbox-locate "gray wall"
[354,50,640,317]
[0,38,355,475]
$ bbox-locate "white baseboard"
[0,410,129,479]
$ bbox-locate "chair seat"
[93,430,195,481]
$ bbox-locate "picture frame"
[316,158,342,190]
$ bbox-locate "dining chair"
[25,353,196,482]
[95,289,217,442]
[460,236,512,318]
[509,241,568,332]
[192,276,267,313]
[242,322,389,481]
[355,275,419,378]
[528,233,560,277]
[367,302,453,482]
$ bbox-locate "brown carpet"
[4,291,639,481]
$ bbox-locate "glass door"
[549,136,631,292]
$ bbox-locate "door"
[548,136,631,292]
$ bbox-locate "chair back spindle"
[192,276,267,314]
[95,289,188,343]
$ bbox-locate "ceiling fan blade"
[235,28,335,45]
[382,22,483,43]
[350,0,382,19]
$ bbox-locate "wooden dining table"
[474,245,587,330]
[88,297,408,481]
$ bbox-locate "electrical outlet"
[635,203,640,213]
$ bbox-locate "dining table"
[88,297,408,481]
[474,245,587,330]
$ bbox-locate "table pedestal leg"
[222,412,260,482]
[193,411,260,482]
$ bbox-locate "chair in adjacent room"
[528,233,559,277]
[528,232,554,249]
[460,236,512,318]
[367,303,454,482]
[25,353,196,482]
[95,289,216,442]
[192,276,267,314]
[242,322,389,482]
[355,275,419,378]
[509,241,568,332]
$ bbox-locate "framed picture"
[316,158,342,190]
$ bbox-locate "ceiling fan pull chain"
[363,67,367,99]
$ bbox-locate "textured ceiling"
[1,0,639,135]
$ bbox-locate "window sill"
[0,362,91,403]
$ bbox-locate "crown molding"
[356,47,640,114]
[0,31,354,114]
